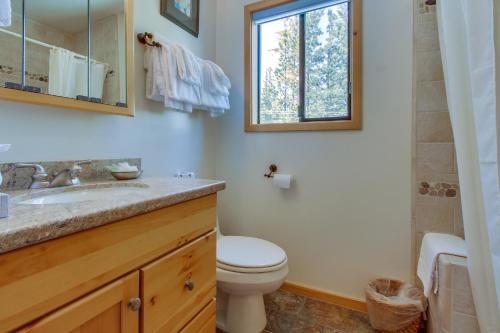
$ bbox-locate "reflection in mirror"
[0,0,23,89]
[24,0,89,98]
[90,0,127,106]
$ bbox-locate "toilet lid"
[217,236,287,269]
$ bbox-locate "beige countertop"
[0,177,225,254]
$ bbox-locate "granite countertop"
[0,177,225,254]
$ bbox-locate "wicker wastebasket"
[365,279,427,333]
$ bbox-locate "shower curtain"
[436,0,500,332]
[48,48,106,99]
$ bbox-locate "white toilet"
[216,224,288,333]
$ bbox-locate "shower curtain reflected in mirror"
[48,48,106,100]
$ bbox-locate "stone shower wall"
[412,0,464,274]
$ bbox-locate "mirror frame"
[0,0,135,117]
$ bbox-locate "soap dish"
[111,170,143,181]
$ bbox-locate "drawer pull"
[184,280,195,291]
[128,297,142,311]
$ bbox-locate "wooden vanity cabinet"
[0,194,217,333]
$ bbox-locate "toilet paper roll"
[273,174,292,189]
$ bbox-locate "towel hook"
[137,32,162,48]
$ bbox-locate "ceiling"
[11,0,124,33]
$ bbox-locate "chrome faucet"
[15,163,50,189]
[50,161,91,187]
[16,161,92,189]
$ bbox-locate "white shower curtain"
[48,48,79,98]
[437,0,500,332]
[48,48,106,99]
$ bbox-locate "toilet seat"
[217,236,287,273]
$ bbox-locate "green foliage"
[260,4,349,123]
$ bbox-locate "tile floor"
[217,289,375,333]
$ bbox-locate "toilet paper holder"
[264,164,278,178]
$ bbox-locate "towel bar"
[137,32,162,48]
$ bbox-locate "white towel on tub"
[417,233,467,297]
[0,0,11,27]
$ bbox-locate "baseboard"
[281,281,367,313]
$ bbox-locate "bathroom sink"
[18,185,148,205]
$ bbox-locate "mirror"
[0,0,133,115]
[90,0,127,106]
[25,0,89,97]
[0,0,23,89]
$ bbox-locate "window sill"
[244,119,362,132]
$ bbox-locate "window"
[245,0,361,132]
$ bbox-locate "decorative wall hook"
[264,164,278,178]
[137,32,162,48]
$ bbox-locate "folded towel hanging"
[0,0,11,27]
[417,233,467,297]
[141,32,231,117]
[205,60,231,96]
[144,45,193,113]
[173,45,201,87]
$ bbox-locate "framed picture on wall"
[160,0,200,37]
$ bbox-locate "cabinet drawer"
[179,299,216,333]
[141,232,216,333]
[16,272,140,333]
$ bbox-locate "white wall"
[0,0,217,179]
[215,0,413,300]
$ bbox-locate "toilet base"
[215,263,288,332]
[217,289,267,333]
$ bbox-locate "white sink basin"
[19,186,147,205]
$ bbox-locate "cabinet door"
[16,272,140,333]
[179,299,216,333]
[141,232,216,333]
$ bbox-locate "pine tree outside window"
[245,0,361,132]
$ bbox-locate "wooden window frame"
[244,0,362,132]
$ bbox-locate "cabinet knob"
[128,298,142,311]
[184,280,195,291]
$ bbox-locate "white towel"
[144,44,194,112]
[417,233,467,297]
[204,60,231,96]
[160,43,200,111]
[143,35,230,116]
[173,45,201,87]
[0,0,11,27]
[198,60,230,111]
